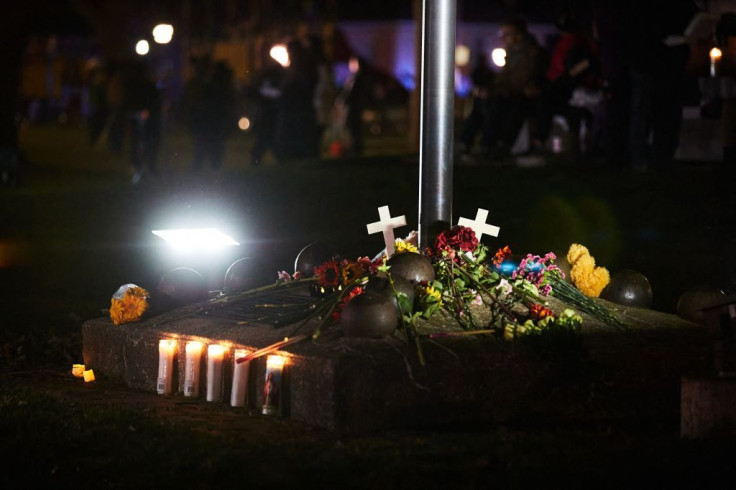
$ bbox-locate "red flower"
[314,260,341,287]
[331,286,365,321]
[435,226,478,254]
[529,303,555,321]
[493,245,513,267]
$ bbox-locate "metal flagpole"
[418,0,456,249]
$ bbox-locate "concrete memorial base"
[83,292,713,433]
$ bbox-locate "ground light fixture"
[152,228,240,252]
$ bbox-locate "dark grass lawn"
[1,124,735,487]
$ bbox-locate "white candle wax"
[183,341,203,397]
[230,349,251,407]
[206,344,226,402]
[157,339,177,395]
[710,47,722,77]
[262,355,285,415]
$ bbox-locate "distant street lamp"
[269,44,290,68]
[455,45,470,67]
[491,48,506,68]
[136,40,150,56]
[153,24,174,44]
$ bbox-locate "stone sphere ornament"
[676,285,726,324]
[223,257,257,293]
[386,252,435,285]
[294,242,341,277]
[340,291,399,338]
[156,267,209,310]
[364,274,416,309]
[600,269,653,308]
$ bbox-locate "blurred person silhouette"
[480,15,547,160]
[458,52,494,156]
[592,0,697,171]
[627,0,697,172]
[124,60,162,184]
[248,53,286,166]
[185,59,237,173]
[336,55,371,156]
[86,62,109,147]
[530,7,603,158]
[105,62,126,154]
[312,36,338,157]
[273,39,319,161]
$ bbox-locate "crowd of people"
[79,3,734,182]
[458,2,715,173]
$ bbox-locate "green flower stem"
[385,271,426,366]
[450,262,519,325]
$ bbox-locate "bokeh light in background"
[152,24,174,44]
[491,48,506,67]
[238,117,251,131]
[135,39,150,56]
[269,44,290,67]
[455,44,470,67]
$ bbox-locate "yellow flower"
[110,285,150,325]
[341,262,365,285]
[394,239,419,254]
[423,286,443,307]
[566,243,610,298]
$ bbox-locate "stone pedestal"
[83,295,712,433]
[681,376,736,440]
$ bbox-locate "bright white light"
[152,24,174,44]
[270,44,290,67]
[491,48,506,67]
[238,117,251,131]
[136,40,150,56]
[455,45,470,67]
[152,228,239,251]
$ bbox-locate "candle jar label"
[262,355,286,415]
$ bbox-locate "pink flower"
[277,271,292,282]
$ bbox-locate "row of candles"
[157,339,285,414]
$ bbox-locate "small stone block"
[681,376,736,439]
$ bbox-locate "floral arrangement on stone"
[109,284,150,325]
[272,227,623,365]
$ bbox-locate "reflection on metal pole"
[418,0,456,249]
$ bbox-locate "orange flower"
[493,245,512,267]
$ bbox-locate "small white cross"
[367,205,406,257]
[457,208,500,242]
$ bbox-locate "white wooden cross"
[457,208,500,242]
[367,205,406,257]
